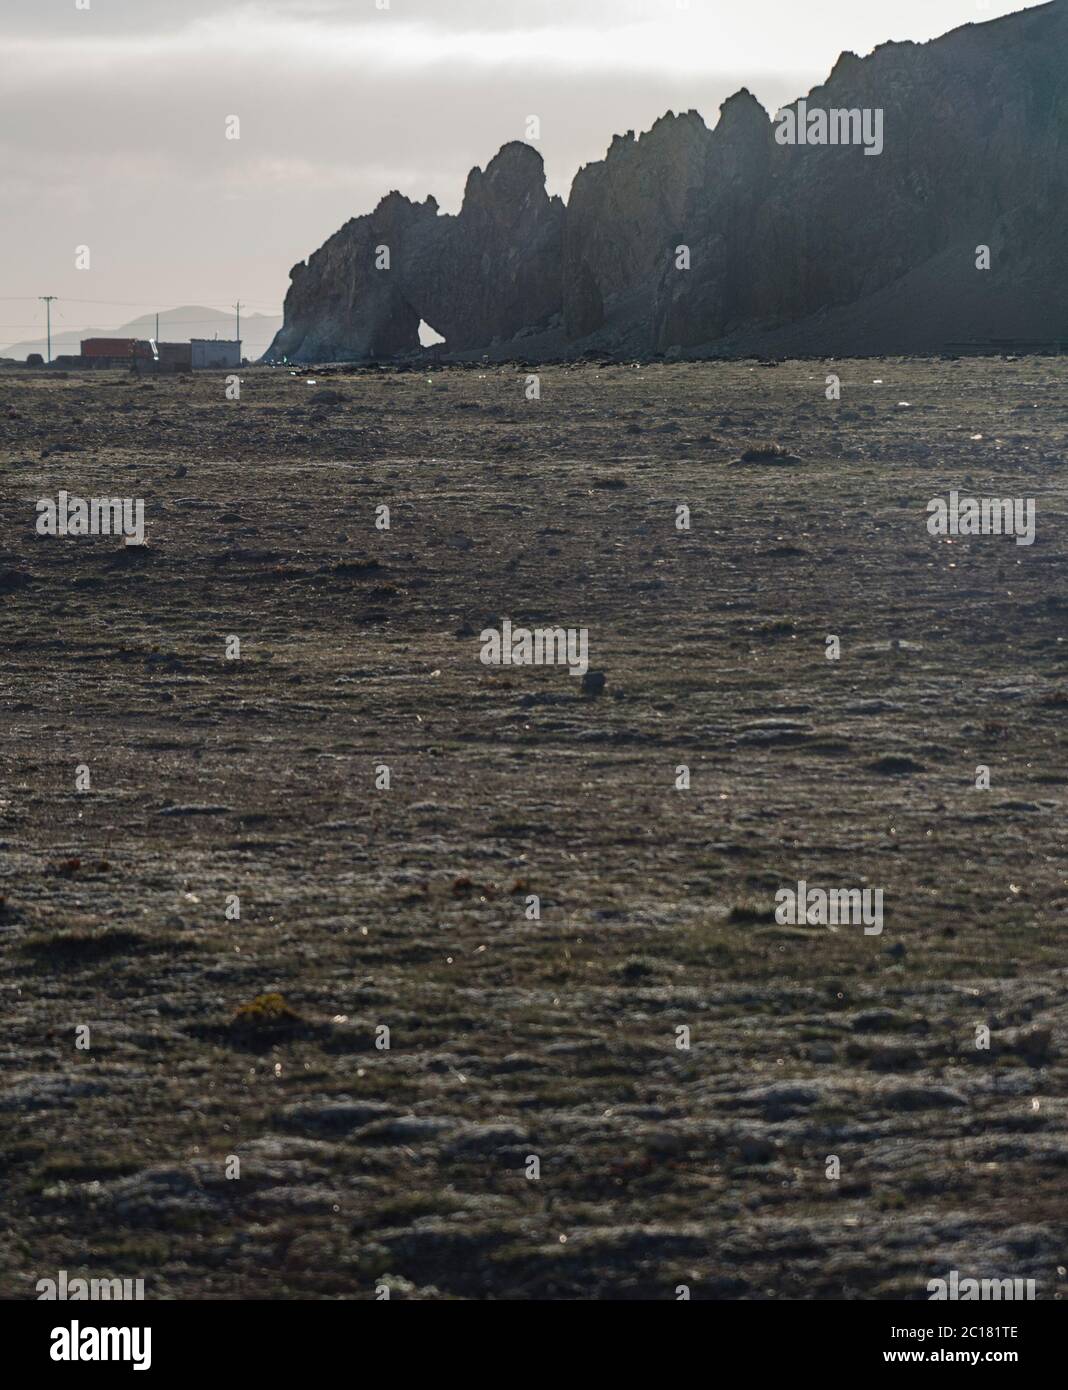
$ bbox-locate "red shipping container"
[81,338,136,357]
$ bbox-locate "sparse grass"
[1,359,1065,1299]
[229,992,305,1034]
[735,442,803,464]
[728,901,777,925]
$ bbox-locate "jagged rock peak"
[717,89,769,126]
[463,140,550,210]
[373,189,421,213]
[644,109,707,138]
[828,50,862,80]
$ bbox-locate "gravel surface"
[1,358,1066,1299]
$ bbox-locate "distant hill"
[3,305,282,364]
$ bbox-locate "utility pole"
[155,312,160,343]
[39,296,57,364]
[234,301,242,351]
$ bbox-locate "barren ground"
[1,358,1066,1299]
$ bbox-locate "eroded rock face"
[643,3,1068,356]
[272,192,434,363]
[563,110,714,344]
[651,91,773,354]
[268,143,565,362]
[267,0,1068,362]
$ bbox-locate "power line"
[39,296,56,364]
[0,296,282,309]
[0,319,278,331]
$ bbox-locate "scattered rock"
[582,670,607,698]
[878,1084,968,1112]
[280,1099,401,1135]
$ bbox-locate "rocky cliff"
[267,143,564,362]
[267,0,1068,362]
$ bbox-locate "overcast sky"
[0,0,1043,349]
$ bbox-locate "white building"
[190,339,242,369]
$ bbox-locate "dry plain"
[1,357,1066,1299]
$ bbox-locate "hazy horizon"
[0,0,1047,352]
